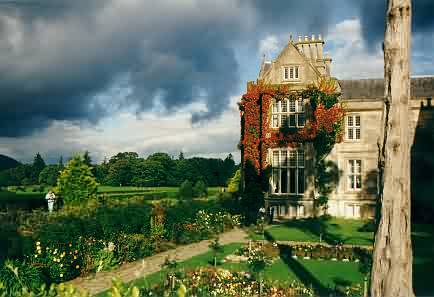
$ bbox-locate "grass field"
[0,186,223,205]
[249,218,374,246]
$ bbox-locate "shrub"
[115,234,154,263]
[56,155,98,205]
[227,169,241,193]
[178,180,193,200]
[29,241,82,283]
[193,180,207,198]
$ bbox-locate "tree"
[31,153,46,183]
[178,180,193,200]
[56,155,98,204]
[193,180,207,198]
[38,165,61,186]
[227,169,241,193]
[371,1,414,297]
[83,151,92,167]
[106,159,132,186]
[95,158,109,184]
[147,153,176,185]
[132,160,167,187]
[178,151,185,160]
[58,156,64,169]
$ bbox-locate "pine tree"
[178,151,185,160]
[58,156,64,169]
[83,151,92,166]
[32,153,46,184]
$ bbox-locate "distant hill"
[0,154,21,171]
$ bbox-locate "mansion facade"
[242,35,434,219]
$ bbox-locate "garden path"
[67,228,248,295]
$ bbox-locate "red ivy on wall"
[239,82,345,173]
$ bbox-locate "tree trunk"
[371,1,414,297]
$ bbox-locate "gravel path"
[67,228,248,295]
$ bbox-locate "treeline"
[0,152,237,188]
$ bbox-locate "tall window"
[283,66,300,80]
[271,99,305,128]
[348,160,362,190]
[271,148,305,195]
[347,115,361,140]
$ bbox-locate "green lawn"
[249,218,374,246]
[98,242,365,296]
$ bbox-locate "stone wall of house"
[254,36,434,220]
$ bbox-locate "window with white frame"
[283,66,300,80]
[271,148,305,195]
[271,98,305,128]
[348,160,362,190]
[346,115,361,140]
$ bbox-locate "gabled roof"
[258,61,272,79]
[258,42,323,82]
[339,77,434,100]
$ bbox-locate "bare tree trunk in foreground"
[371,0,414,297]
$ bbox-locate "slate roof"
[339,77,434,100]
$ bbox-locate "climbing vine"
[239,78,345,207]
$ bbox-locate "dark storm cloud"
[247,0,335,35]
[0,0,245,136]
[3,0,433,138]
[358,0,434,48]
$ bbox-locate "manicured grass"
[249,218,374,246]
[97,186,152,193]
[98,242,365,296]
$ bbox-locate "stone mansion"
[242,35,434,219]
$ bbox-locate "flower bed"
[0,200,243,294]
[283,243,372,263]
[143,267,315,297]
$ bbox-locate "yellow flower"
[75,265,80,269]
[69,243,72,247]
[34,254,38,258]
[60,273,63,278]
[36,241,40,246]
[60,264,63,268]
[74,250,78,254]
[73,256,77,260]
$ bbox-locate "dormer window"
[283,66,300,80]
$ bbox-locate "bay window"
[271,148,305,195]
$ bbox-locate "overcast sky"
[1,0,433,164]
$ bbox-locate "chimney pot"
[318,34,322,41]
[312,34,316,41]
[305,35,309,42]
[298,35,302,42]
